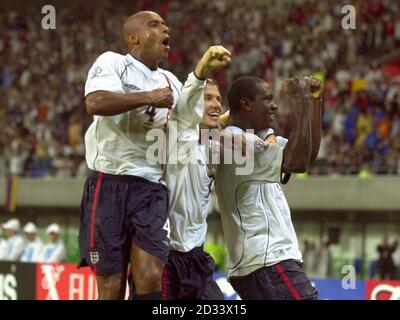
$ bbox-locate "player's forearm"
[282,92,312,173]
[173,73,205,124]
[85,90,152,116]
[309,96,322,164]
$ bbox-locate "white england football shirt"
[84,51,182,183]
[166,73,216,252]
[215,127,302,278]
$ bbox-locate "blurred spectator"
[302,240,319,278]
[0,227,8,260]
[40,223,67,263]
[316,241,332,278]
[376,234,398,279]
[20,222,44,263]
[1,218,25,261]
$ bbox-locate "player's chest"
[122,75,179,130]
[193,147,214,190]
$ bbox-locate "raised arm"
[173,45,231,125]
[281,77,313,173]
[308,77,323,164]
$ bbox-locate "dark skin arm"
[281,77,313,173]
[85,88,173,116]
[308,78,323,164]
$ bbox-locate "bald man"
[79,11,181,300]
[79,10,233,300]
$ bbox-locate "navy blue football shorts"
[162,246,224,300]
[229,259,318,300]
[78,171,170,276]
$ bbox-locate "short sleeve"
[84,52,124,97]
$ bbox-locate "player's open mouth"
[161,37,170,50]
[208,112,220,121]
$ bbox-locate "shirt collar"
[126,53,161,76]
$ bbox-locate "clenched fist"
[304,76,323,99]
[195,45,232,79]
[148,88,174,109]
[281,76,322,99]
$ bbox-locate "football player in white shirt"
[215,76,322,300]
[79,11,182,300]
[164,46,230,300]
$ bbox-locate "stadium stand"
[1,0,400,177]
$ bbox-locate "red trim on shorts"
[89,172,104,273]
[274,263,302,300]
[161,264,169,300]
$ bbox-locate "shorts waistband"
[170,245,205,256]
[90,171,166,188]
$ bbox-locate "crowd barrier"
[1,262,399,300]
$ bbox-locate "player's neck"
[229,115,247,130]
[129,51,159,71]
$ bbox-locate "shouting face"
[124,11,171,68]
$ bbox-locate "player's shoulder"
[222,126,243,134]
[93,51,127,68]
[91,51,130,76]
[159,68,183,88]
[223,126,260,142]
[96,51,125,61]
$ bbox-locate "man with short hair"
[215,76,322,300]
[79,10,181,300]
[376,234,398,280]
[164,45,230,299]
[79,10,229,300]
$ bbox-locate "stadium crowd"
[1,0,400,177]
[0,218,67,263]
